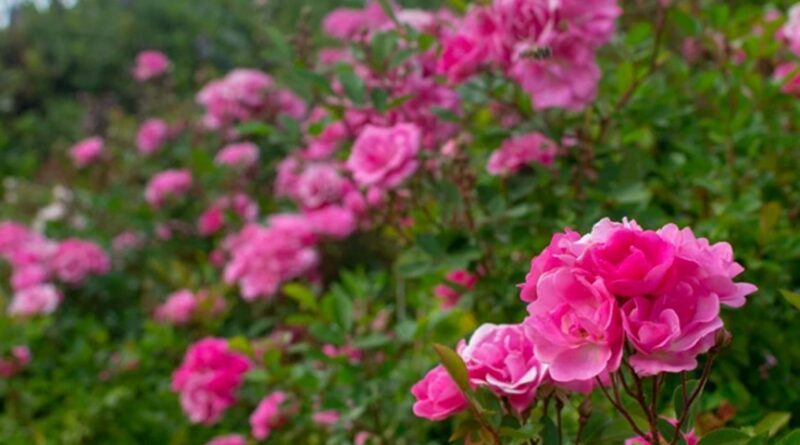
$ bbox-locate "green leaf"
[228,336,253,357]
[332,290,353,332]
[697,429,751,445]
[337,69,366,105]
[658,417,682,445]
[753,412,791,438]
[673,379,700,431]
[777,430,800,445]
[282,283,317,311]
[432,343,471,394]
[779,290,800,311]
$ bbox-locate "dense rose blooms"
[411,364,469,421]
[434,269,478,308]
[133,50,170,81]
[224,218,318,300]
[486,132,559,176]
[198,194,259,236]
[215,142,259,168]
[312,410,341,426]
[171,338,252,425]
[69,137,104,168]
[773,63,800,96]
[145,169,193,208]
[304,122,347,160]
[459,323,547,411]
[250,391,288,440]
[346,123,421,189]
[136,118,169,154]
[305,206,358,239]
[294,164,347,209]
[579,228,675,297]
[524,267,623,383]
[51,239,110,284]
[436,7,501,83]
[322,1,388,40]
[0,222,34,257]
[8,284,62,317]
[779,4,800,56]
[205,435,246,445]
[155,290,197,325]
[10,264,48,291]
[197,69,306,130]
[519,230,582,302]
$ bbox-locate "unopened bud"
[714,329,733,350]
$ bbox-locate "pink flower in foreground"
[346,123,421,189]
[215,142,260,168]
[779,4,800,56]
[171,337,251,425]
[436,7,501,83]
[519,230,582,303]
[155,290,197,325]
[524,267,623,384]
[434,269,478,308]
[69,137,104,168]
[250,391,288,440]
[145,169,193,208]
[774,63,800,97]
[8,284,62,317]
[205,434,246,445]
[487,132,559,176]
[411,364,469,421]
[312,410,340,426]
[460,323,547,411]
[136,118,169,154]
[50,239,110,285]
[133,50,170,81]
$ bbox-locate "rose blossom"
[145,169,193,208]
[322,1,389,40]
[215,142,260,168]
[459,323,547,411]
[346,123,421,189]
[436,7,501,83]
[171,337,252,425]
[487,132,559,176]
[294,163,346,209]
[69,137,104,168]
[136,118,169,154]
[133,50,170,81]
[779,4,800,56]
[524,267,623,383]
[205,435,246,445]
[312,410,340,426]
[411,364,469,421]
[773,63,800,97]
[305,206,357,239]
[434,269,478,308]
[50,239,110,285]
[250,391,288,440]
[7,284,62,317]
[155,290,197,325]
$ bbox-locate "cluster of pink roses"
[196,68,306,132]
[412,218,756,421]
[0,222,110,317]
[436,0,621,111]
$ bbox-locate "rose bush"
[1,0,800,444]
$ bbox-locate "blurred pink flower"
[8,284,62,317]
[51,239,110,285]
[145,169,193,208]
[136,119,169,154]
[347,123,421,189]
[215,142,260,168]
[69,137,104,168]
[250,391,288,440]
[133,50,170,81]
[487,132,558,176]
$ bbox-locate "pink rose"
[434,269,478,308]
[50,239,110,285]
[8,284,62,317]
[312,410,340,426]
[519,230,582,303]
[524,267,623,383]
[136,119,169,154]
[295,164,346,209]
[205,435,246,445]
[250,391,288,440]
[305,206,357,239]
[215,142,260,168]
[411,364,469,421]
[346,123,421,189]
[155,290,197,325]
[322,1,389,40]
[487,132,559,176]
[779,5,800,56]
[773,63,800,97]
[69,137,104,168]
[133,50,170,81]
[145,169,193,208]
[459,323,547,411]
[171,337,251,425]
[579,228,675,297]
[437,8,500,84]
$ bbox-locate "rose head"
[133,50,170,81]
[215,142,259,168]
[50,239,110,285]
[459,323,547,411]
[155,290,197,325]
[250,391,289,440]
[524,267,623,384]
[145,169,193,208]
[69,137,104,168]
[136,119,169,154]
[411,364,469,421]
[8,284,62,317]
[346,123,421,189]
